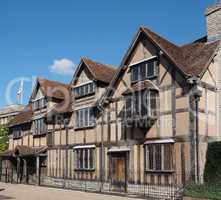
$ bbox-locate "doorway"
[110,152,128,192]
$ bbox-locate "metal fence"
[0,167,184,199]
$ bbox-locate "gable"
[30,82,43,102]
[126,37,157,66]
[75,66,93,86]
[71,62,94,87]
[35,88,44,100]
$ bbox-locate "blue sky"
[0,0,215,107]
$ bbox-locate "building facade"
[0,105,25,126]
[0,1,221,198]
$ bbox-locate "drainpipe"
[187,76,202,184]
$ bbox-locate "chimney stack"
[205,0,221,41]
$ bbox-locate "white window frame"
[144,141,174,172]
[73,145,96,171]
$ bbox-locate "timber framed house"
[0,1,221,198]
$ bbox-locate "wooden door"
[111,154,127,192]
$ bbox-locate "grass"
[184,183,221,200]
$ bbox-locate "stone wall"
[40,176,183,199]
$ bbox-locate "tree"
[0,125,9,152]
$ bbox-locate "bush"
[0,125,9,152]
[204,142,221,183]
[184,183,221,200]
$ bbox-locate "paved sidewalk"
[0,183,142,200]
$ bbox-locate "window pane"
[141,91,148,116]
[89,149,94,169]
[150,91,157,116]
[147,61,155,77]
[148,145,154,170]
[135,94,140,116]
[140,63,146,80]
[80,110,83,127]
[89,108,95,126]
[125,97,132,119]
[85,109,89,127]
[85,85,89,95]
[132,67,139,82]
[89,83,95,93]
[155,144,162,171]
[76,111,79,128]
[80,150,83,169]
[84,149,89,169]
[164,144,173,171]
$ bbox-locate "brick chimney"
[205,0,221,41]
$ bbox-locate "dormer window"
[131,57,158,83]
[32,98,47,111]
[73,82,96,98]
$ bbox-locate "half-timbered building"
[0,1,221,198]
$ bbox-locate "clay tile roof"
[14,145,47,156]
[38,78,70,100]
[9,104,33,127]
[180,40,221,76]
[122,80,159,95]
[141,27,220,77]
[81,57,118,84]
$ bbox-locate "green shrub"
[204,142,221,183]
[184,183,221,200]
[0,125,8,152]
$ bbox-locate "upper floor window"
[13,127,22,139]
[145,142,174,172]
[32,98,47,111]
[75,107,95,129]
[131,59,158,82]
[125,90,158,120]
[74,146,95,171]
[33,118,47,136]
[73,82,96,98]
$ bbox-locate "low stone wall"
[41,176,183,199]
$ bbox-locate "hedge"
[204,142,221,183]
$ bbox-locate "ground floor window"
[74,146,95,171]
[145,142,174,172]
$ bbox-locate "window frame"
[75,107,95,129]
[124,89,158,120]
[73,82,96,99]
[32,98,48,111]
[131,58,158,83]
[33,118,47,136]
[13,127,22,139]
[74,147,96,171]
[144,142,174,173]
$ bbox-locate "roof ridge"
[81,57,117,71]
[38,77,70,87]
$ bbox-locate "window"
[125,90,158,120]
[75,107,95,129]
[145,143,174,172]
[33,118,47,135]
[131,59,158,82]
[73,82,96,98]
[32,98,47,111]
[74,147,95,170]
[13,127,22,139]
